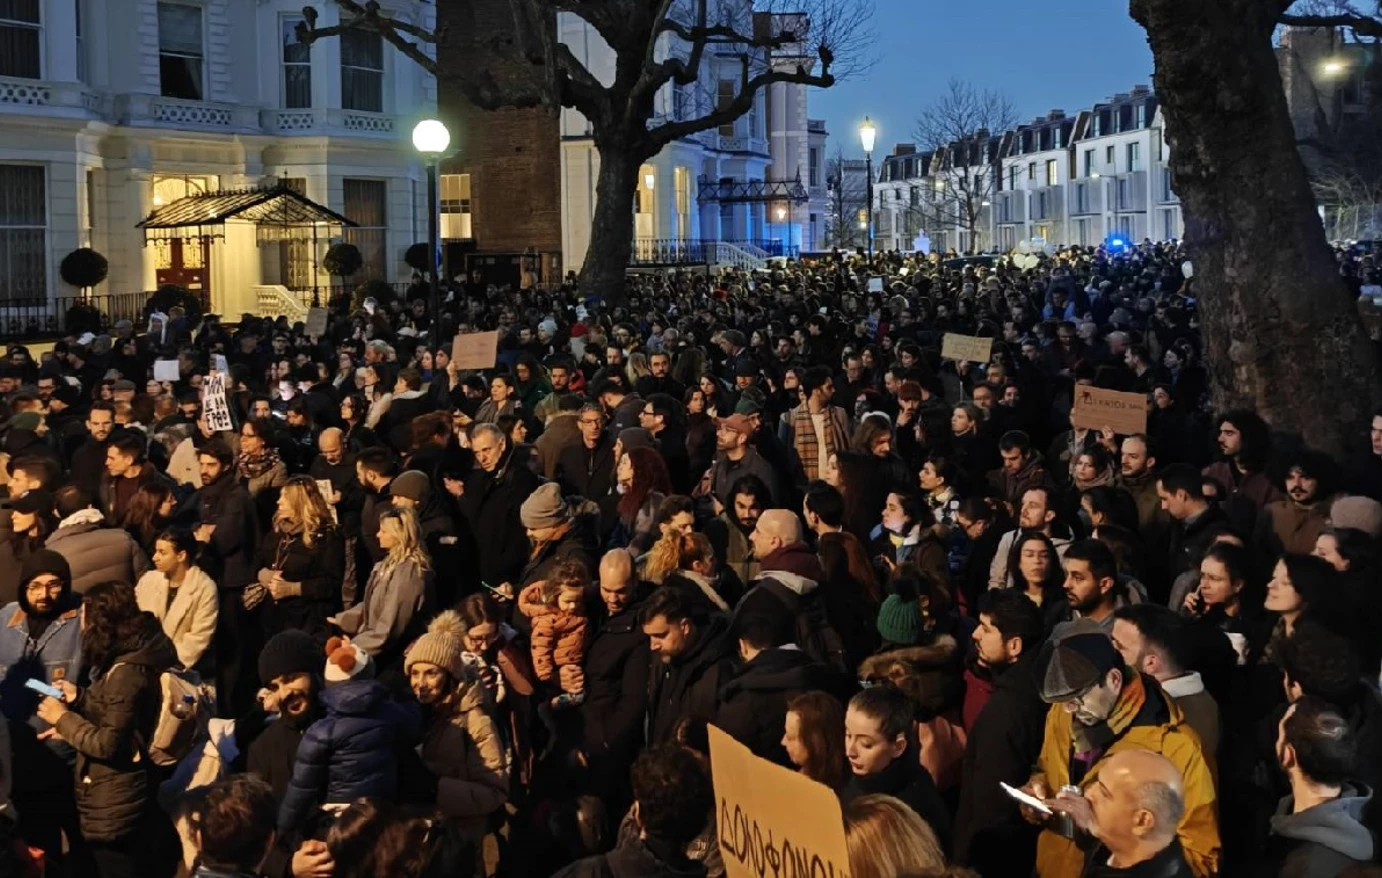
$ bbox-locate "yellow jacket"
[1030,682,1221,877]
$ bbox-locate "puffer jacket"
[423,679,510,835]
[277,679,420,833]
[518,582,588,683]
[46,511,152,594]
[53,618,177,842]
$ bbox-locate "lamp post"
[775,204,787,256]
[412,118,450,339]
[860,116,876,261]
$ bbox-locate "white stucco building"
[871,84,1182,253]
[0,0,436,321]
[559,4,823,270]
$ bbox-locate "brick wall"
[434,0,563,260]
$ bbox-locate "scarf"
[59,507,108,529]
[237,446,282,481]
[1073,467,1116,493]
[1071,670,1147,756]
[790,403,847,481]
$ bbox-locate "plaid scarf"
[790,404,848,481]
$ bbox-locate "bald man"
[307,425,362,589]
[737,508,846,670]
[1046,750,1194,877]
[569,547,650,811]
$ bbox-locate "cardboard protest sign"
[153,360,180,382]
[203,371,234,433]
[941,333,994,364]
[867,276,884,293]
[708,725,851,878]
[1072,385,1149,435]
[304,307,328,338]
[450,330,499,371]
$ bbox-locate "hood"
[677,613,731,672]
[393,389,428,402]
[758,542,823,585]
[55,507,108,531]
[755,569,819,597]
[1270,785,1374,862]
[721,646,821,698]
[112,615,180,669]
[320,678,392,716]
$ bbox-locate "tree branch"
[1280,12,1382,37]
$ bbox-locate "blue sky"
[809,0,1156,159]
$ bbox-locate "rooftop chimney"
[1049,109,1066,120]
[1132,84,1151,94]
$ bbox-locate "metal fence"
[284,282,416,310]
[0,292,153,342]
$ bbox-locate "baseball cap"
[716,413,754,434]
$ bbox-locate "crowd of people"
[0,240,1379,878]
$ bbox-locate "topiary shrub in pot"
[59,247,109,293]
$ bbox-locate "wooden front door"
[155,236,211,306]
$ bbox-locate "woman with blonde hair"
[843,793,948,878]
[254,475,345,640]
[662,531,739,613]
[624,351,650,388]
[336,506,434,688]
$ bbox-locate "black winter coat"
[555,436,616,504]
[952,650,1046,872]
[257,527,345,641]
[194,472,259,590]
[713,647,847,766]
[843,750,953,853]
[646,615,731,746]
[457,452,542,589]
[53,619,177,842]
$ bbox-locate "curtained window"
[0,165,47,303]
[340,29,382,112]
[0,0,41,79]
[282,16,311,108]
[342,178,387,279]
[158,3,204,100]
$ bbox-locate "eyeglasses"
[578,418,603,427]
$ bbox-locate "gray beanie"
[521,482,570,530]
[391,470,430,503]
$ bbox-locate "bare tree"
[297,0,872,301]
[913,80,1016,254]
[825,147,869,249]
[1128,0,1381,457]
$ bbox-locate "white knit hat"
[324,637,373,686]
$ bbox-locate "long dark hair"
[617,446,671,522]
[81,581,151,672]
[785,691,848,791]
[1007,531,1064,596]
[124,481,174,550]
[818,531,882,604]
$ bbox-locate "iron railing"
[0,292,153,342]
[629,239,798,265]
[284,282,416,309]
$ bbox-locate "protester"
[134,528,219,673]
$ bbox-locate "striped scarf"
[790,404,848,481]
[1071,670,1148,757]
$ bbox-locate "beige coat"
[134,565,219,670]
[423,679,510,834]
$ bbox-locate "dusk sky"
[809,0,1156,160]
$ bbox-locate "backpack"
[111,664,212,767]
[755,578,849,673]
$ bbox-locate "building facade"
[558,4,823,270]
[0,0,436,319]
[873,84,1183,253]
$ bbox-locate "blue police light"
[1110,237,1125,248]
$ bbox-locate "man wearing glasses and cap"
[1018,627,1220,877]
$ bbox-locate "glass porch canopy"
[137,184,357,243]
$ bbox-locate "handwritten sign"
[867,276,884,293]
[203,372,234,433]
[212,354,229,374]
[941,333,994,364]
[708,725,851,878]
[315,479,338,523]
[450,330,499,371]
[304,307,328,338]
[153,360,180,382]
[1072,385,1149,435]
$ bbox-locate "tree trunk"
[1130,0,1381,457]
[578,139,645,304]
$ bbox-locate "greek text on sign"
[304,307,329,338]
[451,330,500,371]
[941,333,994,364]
[203,372,234,433]
[1072,386,1149,435]
[708,724,851,878]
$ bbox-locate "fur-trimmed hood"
[857,634,963,714]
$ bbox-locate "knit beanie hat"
[391,470,430,503]
[6,412,42,432]
[259,630,322,684]
[1330,495,1382,538]
[1040,631,1123,703]
[405,610,468,681]
[324,637,374,686]
[617,427,655,453]
[876,594,922,645]
[521,482,570,530]
[21,549,71,591]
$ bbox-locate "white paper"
[203,372,234,432]
[867,277,884,293]
[1001,782,1052,814]
[212,354,229,373]
[153,360,180,382]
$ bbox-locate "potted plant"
[323,242,363,296]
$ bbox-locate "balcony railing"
[0,75,107,118]
[0,292,153,342]
[630,238,798,266]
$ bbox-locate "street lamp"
[412,118,450,338]
[860,116,876,260]
[1324,59,1345,75]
